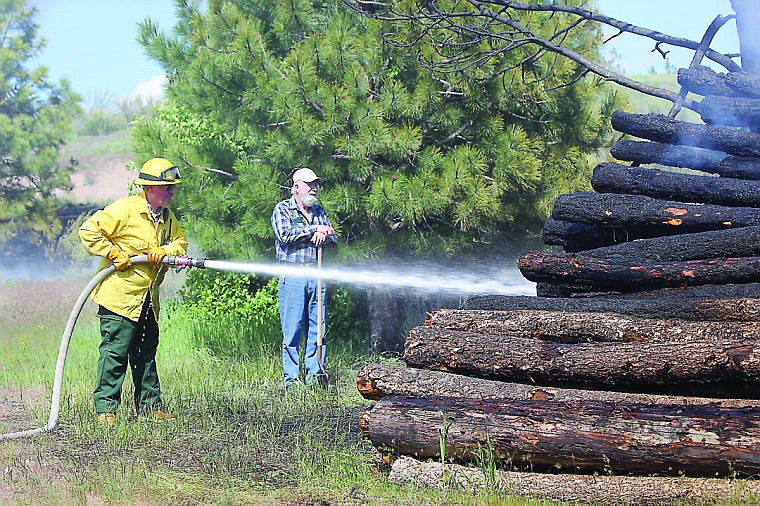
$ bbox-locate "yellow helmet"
[135,157,182,185]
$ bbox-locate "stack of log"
[527,65,760,297]
[357,65,760,502]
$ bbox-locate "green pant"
[93,298,163,414]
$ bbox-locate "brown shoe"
[152,410,176,421]
[97,413,116,426]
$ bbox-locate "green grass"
[61,129,133,158]
[618,72,702,122]
[0,275,549,505]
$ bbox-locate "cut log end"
[356,375,382,400]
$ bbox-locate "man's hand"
[315,225,334,236]
[311,231,326,246]
[146,247,168,265]
[107,246,132,271]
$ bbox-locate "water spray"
[0,253,532,440]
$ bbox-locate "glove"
[146,247,167,265]
[107,246,132,271]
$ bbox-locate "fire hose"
[0,254,206,441]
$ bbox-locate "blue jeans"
[278,272,327,386]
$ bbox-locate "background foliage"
[0,0,80,254]
[132,0,621,263]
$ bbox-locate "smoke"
[0,255,98,281]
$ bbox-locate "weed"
[0,275,546,505]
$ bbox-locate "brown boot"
[152,410,176,421]
[97,413,116,426]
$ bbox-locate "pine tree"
[0,0,81,255]
[134,0,619,262]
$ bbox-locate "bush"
[172,269,369,358]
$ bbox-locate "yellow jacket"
[78,192,188,321]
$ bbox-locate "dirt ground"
[58,152,136,204]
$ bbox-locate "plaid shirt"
[271,197,337,263]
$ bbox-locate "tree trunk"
[366,286,462,355]
[388,456,760,504]
[677,64,760,98]
[357,362,759,408]
[366,286,406,355]
[403,326,760,397]
[591,162,760,207]
[610,139,726,171]
[425,308,760,343]
[610,110,760,157]
[519,252,760,292]
[464,288,760,321]
[552,191,760,232]
[361,395,760,476]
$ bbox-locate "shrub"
[172,269,369,357]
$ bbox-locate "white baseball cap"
[292,167,320,183]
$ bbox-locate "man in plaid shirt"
[271,167,337,389]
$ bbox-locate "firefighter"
[79,157,188,425]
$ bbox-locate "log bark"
[610,110,760,158]
[677,65,760,98]
[696,95,760,129]
[552,191,760,233]
[361,395,760,476]
[357,362,760,408]
[591,162,760,207]
[610,139,726,171]
[519,252,760,292]
[544,225,760,263]
[425,308,760,343]
[388,456,760,505]
[464,288,760,321]
[403,326,760,397]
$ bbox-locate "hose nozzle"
[163,255,207,269]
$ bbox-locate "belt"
[278,260,316,267]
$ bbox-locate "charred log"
[610,110,760,158]
[542,217,634,251]
[464,288,760,321]
[425,308,760,343]
[357,362,760,408]
[544,225,760,263]
[591,163,760,207]
[696,95,760,129]
[541,216,661,251]
[361,395,760,476]
[535,281,610,298]
[404,326,760,397]
[677,65,760,98]
[552,191,760,233]
[389,456,760,505]
[610,139,726,171]
[519,253,760,292]
[608,142,760,180]
[718,156,760,180]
